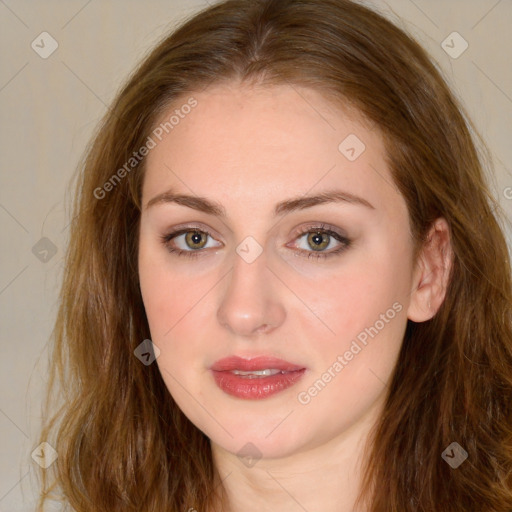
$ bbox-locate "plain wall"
[0,0,511,510]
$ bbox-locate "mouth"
[210,355,307,400]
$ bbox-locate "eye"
[290,224,351,260]
[160,227,221,258]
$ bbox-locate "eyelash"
[160,223,351,261]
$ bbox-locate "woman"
[36,0,512,510]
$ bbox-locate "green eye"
[161,228,219,258]
[293,225,351,260]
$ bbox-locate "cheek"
[290,248,409,402]
[138,243,218,398]
[293,268,406,430]
[138,240,210,338]
[138,257,171,337]
[138,259,205,402]
[292,252,406,343]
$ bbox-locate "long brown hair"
[36,0,512,510]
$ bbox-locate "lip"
[210,355,305,372]
[210,355,307,400]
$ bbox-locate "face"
[138,82,417,460]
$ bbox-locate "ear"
[407,217,453,322]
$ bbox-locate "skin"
[138,82,452,511]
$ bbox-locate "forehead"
[142,82,403,218]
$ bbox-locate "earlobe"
[407,218,453,323]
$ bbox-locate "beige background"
[0,0,511,510]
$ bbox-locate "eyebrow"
[144,187,375,217]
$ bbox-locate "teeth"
[231,368,284,377]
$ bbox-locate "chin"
[208,409,312,460]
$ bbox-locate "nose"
[216,249,286,337]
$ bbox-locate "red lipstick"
[210,356,306,400]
